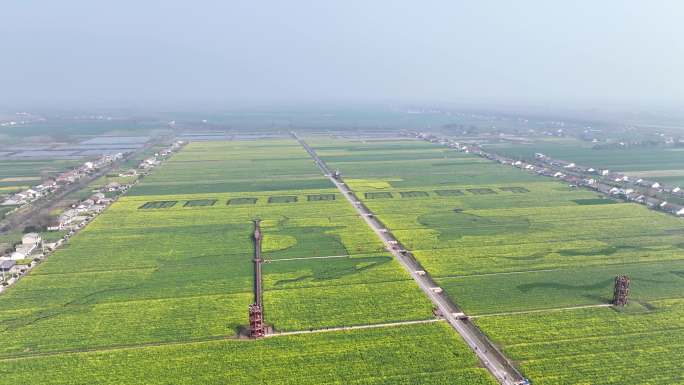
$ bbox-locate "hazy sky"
[1,1,682,109]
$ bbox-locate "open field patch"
[311,136,684,384]
[573,198,617,205]
[344,178,394,190]
[0,138,451,379]
[268,195,298,203]
[627,169,684,178]
[499,186,529,193]
[418,211,530,241]
[434,189,464,196]
[476,298,684,385]
[227,197,258,205]
[306,193,335,201]
[437,260,684,315]
[399,191,429,198]
[138,200,177,209]
[365,192,393,199]
[0,176,41,182]
[0,322,497,385]
[183,199,217,207]
[466,188,497,195]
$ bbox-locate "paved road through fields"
[293,133,526,385]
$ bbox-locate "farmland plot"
[309,136,684,384]
[1,138,479,385]
[0,159,81,188]
[0,322,497,385]
[476,299,684,385]
[127,140,332,195]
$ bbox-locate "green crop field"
[0,322,496,385]
[268,195,298,203]
[228,197,258,205]
[0,138,492,384]
[139,200,178,209]
[183,198,217,207]
[476,299,684,385]
[127,140,332,195]
[308,136,684,384]
[7,135,682,384]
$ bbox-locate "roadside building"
[22,233,42,246]
[119,169,138,177]
[15,243,35,256]
[10,251,26,260]
[0,260,15,273]
[645,197,663,208]
[91,192,106,202]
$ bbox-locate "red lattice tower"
[612,275,630,306]
[249,303,265,338]
[248,219,266,339]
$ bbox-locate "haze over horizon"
[1,1,682,110]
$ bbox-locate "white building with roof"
[22,233,41,245]
[10,251,27,260]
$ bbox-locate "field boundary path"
[471,304,613,318]
[269,318,443,337]
[293,133,526,385]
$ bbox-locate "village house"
[91,192,106,202]
[10,250,28,260]
[48,209,81,230]
[0,260,15,273]
[118,169,138,177]
[105,182,124,192]
[10,233,43,259]
[140,158,160,169]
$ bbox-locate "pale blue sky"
[1,1,682,108]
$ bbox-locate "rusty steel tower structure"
[612,275,630,306]
[249,219,265,338]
